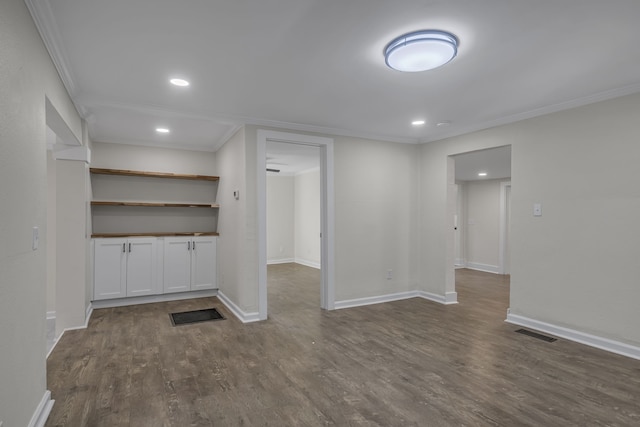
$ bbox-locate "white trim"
[53,146,91,163]
[267,258,295,265]
[28,390,54,427]
[295,258,321,269]
[335,290,458,310]
[258,130,336,319]
[91,290,217,309]
[335,291,418,310]
[417,290,459,305]
[217,291,261,323]
[421,81,640,144]
[465,262,500,274]
[506,313,640,361]
[499,181,512,274]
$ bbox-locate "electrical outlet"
[386,269,393,280]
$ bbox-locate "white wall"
[420,92,640,348]
[462,179,509,272]
[91,141,216,175]
[0,0,84,425]
[215,128,258,314]
[294,169,321,268]
[266,175,295,263]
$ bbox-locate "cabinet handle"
[188,241,191,250]
[128,243,132,252]
[192,241,196,250]
[122,243,126,253]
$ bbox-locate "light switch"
[32,226,39,250]
[533,203,542,217]
[233,190,240,200]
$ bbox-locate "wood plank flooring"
[46,266,640,426]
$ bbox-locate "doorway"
[449,146,512,298]
[265,142,321,314]
[257,130,335,320]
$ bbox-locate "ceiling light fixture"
[436,121,451,127]
[385,30,458,72]
[478,172,488,177]
[169,78,190,87]
[156,127,170,133]
[412,120,426,126]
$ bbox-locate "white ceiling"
[28,0,640,152]
[266,141,319,176]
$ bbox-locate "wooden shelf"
[91,232,220,238]
[90,168,219,181]
[91,201,220,208]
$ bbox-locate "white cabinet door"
[126,238,157,297]
[191,236,217,290]
[94,238,127,300]
[163,237,191,293]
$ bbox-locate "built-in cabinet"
[94,237,158,300]
[163,236,217,293]
[90,168,220,303]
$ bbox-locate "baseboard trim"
[294,258,321,269]
[334,291,416,310]
[506,313,640,361]
[217,291,261,323]
[417,291,459,305]
[91,290,217,310]
[267,258,294,265]
[334,289,457,310]
[465,262,500,274]
[28,390,54,427]
[47,303,95,359]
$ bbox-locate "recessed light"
[478,172,487,177]
[412,120,426,126]
[436,121,451,127]
[156,127,170,133]
[169,78,190,87]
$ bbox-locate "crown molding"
[420,82,640,144]
[25,0,78,98]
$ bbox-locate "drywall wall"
[463,179,509,272]
[245,125,421,306]
[0,0,83,425]
[295,169,321,268]
[420,91,640,347]
[266,176,295,263]
[46,150,57,314]
[55,160,89,336]
[215,128,257,313]
[91,141,216,175]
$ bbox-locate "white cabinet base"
[92,289,218,309]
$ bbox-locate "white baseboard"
[506,313,640,361]
[217,291,260,323]
[465,262,500,274]
[334,291,417,310]
[47,303,96,359]
[28,390,54,427]
[267,258,294,265]
[91,290,217,309]
[417,291,459,305]
[294,258,321,269]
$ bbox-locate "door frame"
[499,181,512,274]
[257,130,335,320]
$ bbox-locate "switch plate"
[233,189,240,200]
[386,269,393,280]
[32,226,39,250]
[533,203,542,217]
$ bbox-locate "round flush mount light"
[169,78,190,87]
[412,120,426,126]
[156,127,170,133]
[478,172,488,177]
[385,30,458,72]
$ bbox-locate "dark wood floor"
[46,266,640,426]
